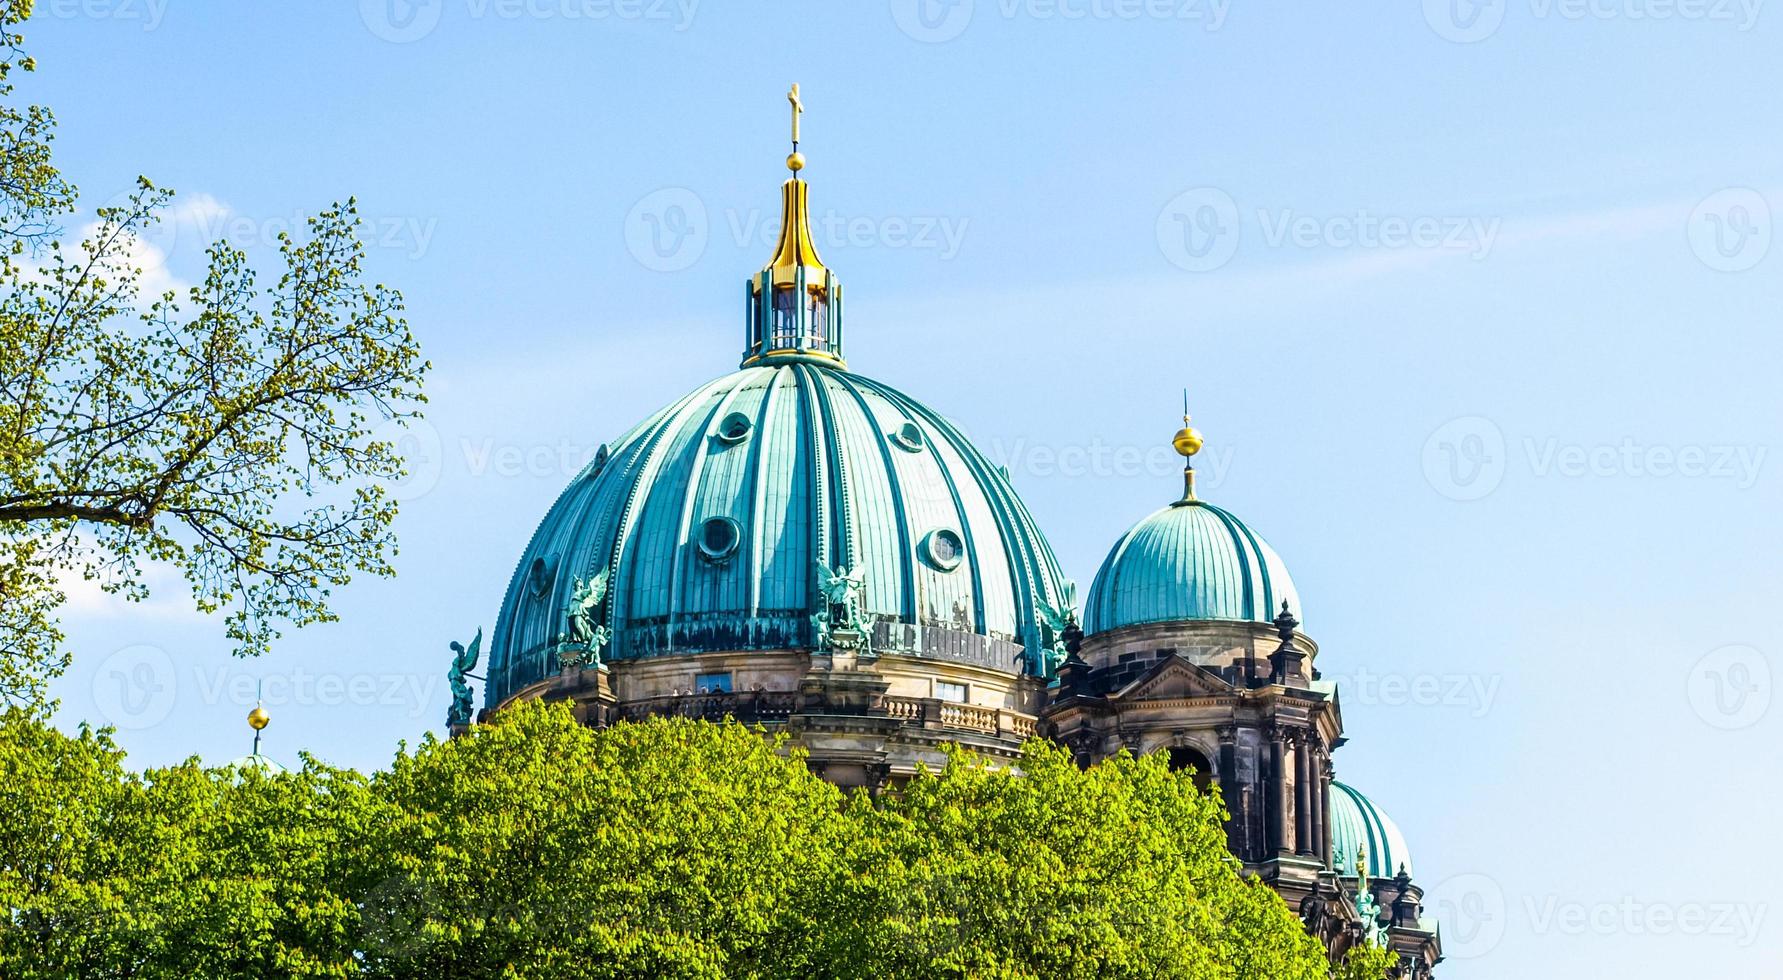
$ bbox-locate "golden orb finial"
[248,705,270,730]
[1173,390,1202,503]
[1173,388,1203,458]
[1173,423,1204,458]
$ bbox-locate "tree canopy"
[0,701,1392,979]
[0,0,428,703]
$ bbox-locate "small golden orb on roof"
[1173,425,1203,458]
[786,151,805,172]
[248,705,270,731]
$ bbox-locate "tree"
[828,737,1343,979]
[0,704,382,978]
[0,701,1393,979]
[0,2,428,703]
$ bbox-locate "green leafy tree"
[355,705,845,978]
[0,2,428,703]
[829,738,1335,978]
[0,702,1391,979]
[0,705,383,977]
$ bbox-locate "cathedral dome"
[1329,781,1415,879]
[485,362,1071,705]
[1083,498,1301,635]
[484,89,1071,708]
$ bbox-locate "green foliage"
[0,704,378,977]
[0,702,1384,979]
[0,3,428,704]
[1336,942,1397,980]
[832,740,1331,978]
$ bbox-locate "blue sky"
[29,2,1783,975]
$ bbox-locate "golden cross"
[787,82,803,147]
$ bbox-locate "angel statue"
[560,568,611,668]
[813,559,867,631]
[1034,580,1081,677]
[447,628,483,728]
[563,568,609,645]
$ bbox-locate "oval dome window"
[890,420,926,452]
[588,444,609,478]
[697,516,742,563]
[920,528,964,571]
[716,411,753,445]
[528,554,556,597]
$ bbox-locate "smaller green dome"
[1084,500,1300,635]
[222,753,287,776]
[1329,781,1414,879]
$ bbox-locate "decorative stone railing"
[616,690,800,724]
[617,690,1040,741]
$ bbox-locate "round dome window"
[697,517,742,563]
[920,528,964,571]
[716,411,753,445]
[889,421,926,452]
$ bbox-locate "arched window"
[1167,745,1215,794]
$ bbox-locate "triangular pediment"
[1112,655,1234,702]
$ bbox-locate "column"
[1318,756,1334,869]
[1217,725,1243,859]
[1267,726,1288,856]
[1294,730,1314,856]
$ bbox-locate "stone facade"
[487,642,1043,792]
[1041,609,1443,977]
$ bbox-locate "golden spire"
[742,84,844,369]
[1172,389,1204,503]
[762,82,829,290]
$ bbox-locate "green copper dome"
[486,362,1070,705]
[1329,781,1414,879]
[1083,499,1301,635]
